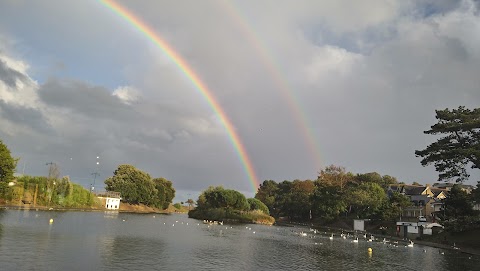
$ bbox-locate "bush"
[247,198,270,215]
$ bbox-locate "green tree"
[273,181,293,218]
[104,165,157,205]
[197,186,249,211]
[382,175,399,188]
[152,177,176,209]
[347,182,387,218]
[0,140,18,196]
[282,180,315,220]
[247,198,269,215]
[415,106,480,182]
[173,203,181,209]
[381,192,412,221]
[317,165,355,191]
[255,180,278,214]
[311,182,347,222]
[439,184,479,232]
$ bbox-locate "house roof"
[388,185,403,192]
[430,188,447,197]
[403,185,428,195]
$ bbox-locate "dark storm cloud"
[0,99,53,134]
[38,79,136,120]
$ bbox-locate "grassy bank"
[188,208,275,225]
[1,176,103,208]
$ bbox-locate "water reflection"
[102,236,166,270]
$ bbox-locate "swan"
[352,237,359,243]
[407,241,414,247]
[329,234,334,240]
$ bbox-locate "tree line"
[255,165,412,223]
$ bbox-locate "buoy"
[49,218,54,224]
[368,248,372,252]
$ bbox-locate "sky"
[0,0,479,202]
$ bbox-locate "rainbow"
[220,1,323,170]
[99,0,260,192]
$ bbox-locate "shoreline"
[0,204,172,214]
[276,221,480,256]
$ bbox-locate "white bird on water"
[329,234,334,240]
[407,241,414,247]
[352,237,359,243]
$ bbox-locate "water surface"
[0,210,478,270]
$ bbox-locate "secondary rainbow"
[220,1,324,170]
[99,0,260,192]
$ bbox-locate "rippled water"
[0,209,479,270]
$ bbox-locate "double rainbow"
[99,0,260,192]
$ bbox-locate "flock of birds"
[297,228,416,248]
[122,215,473,259]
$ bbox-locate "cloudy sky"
[0,0,479,200]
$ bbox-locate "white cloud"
[305,45,363,85]
[112,85,141,105]
[0,53,39,108]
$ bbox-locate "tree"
[247,198,269,214]
[317,165,355,191]
[415,106,480,182]
[412,181,421,186]
[0,139,18,196]
[347,182,387,218]
[104,165,157,205]
[255,180,278,214]
[282,180,315,220]
[152,177,176,209]
[381,192,412,221]
[439,184,479,232]
[311,182,347,222]
[198,186,249,211]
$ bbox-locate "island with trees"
[188,186,275,225]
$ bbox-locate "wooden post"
[33,184,38,207]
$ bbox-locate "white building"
[105,197,120,210]
[97,191,121,210]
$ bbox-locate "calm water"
[0,210,478,271]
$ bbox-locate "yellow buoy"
[49,218,54,224]
[368,247,372,252]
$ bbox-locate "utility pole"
[46,162,54,179]
[46,162,54,206]
[91,172,100,192]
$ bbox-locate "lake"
[0,209,478,270]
